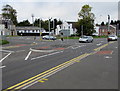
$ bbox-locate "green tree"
[17,20,31,26]
[76,4,95,36]
[33,18,62,31]
[2,4,17,25]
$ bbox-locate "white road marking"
[31,51,63,60]
[104,56,112,59]
[25,51,32,60]
[0,66,6,69]
[15,50,25,53]
[0,53,12,62]
[0,50,14,53]
[71,45,85,49]
[96,43,102,46]
[66,45,86,50]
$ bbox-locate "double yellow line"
[3,42,114,91]
[94,41,114,51]
[3,53,90,91]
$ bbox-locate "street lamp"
[48,18,52,40]
[108,15,110,35]
[31,14,34,26]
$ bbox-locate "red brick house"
[99,25,116,36]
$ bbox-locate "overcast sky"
[0,0,119,24]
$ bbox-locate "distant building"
[0,14,16,36]
[99,25,116,36]
[16,26,48,36]
[55,21,77,36]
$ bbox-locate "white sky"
[0,0,119,24]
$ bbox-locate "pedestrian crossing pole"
[40,32,42,41]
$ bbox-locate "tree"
[101,22,105,26]
[32,18,62,31]
[2,4,17,25]
[17,20,31,26]
[76,4,95,36]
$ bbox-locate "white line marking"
[31,51,63,60]
[25,51,32,60]
[96,43,102,46]
[71,45,85,49]
[0,50,14,53]
[0,66,6,69]
[15,50,25,53]
[104,56,112,59]
[0,53,12,62]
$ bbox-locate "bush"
[0,40,9,45]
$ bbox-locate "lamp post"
[48,18,52,40]
[108,15,110,35]
[39,18,42,41]
[31,14,34,26]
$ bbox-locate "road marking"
[104,56,112,59]
[25,51,32,60]
[38,80,45,83]
[0,50,14,53]
[4,53,92,91]
[0,53,11,63]
[38,79,48,83]
[96,43,102,46]
[67,45,85,50]
[0,66,6,69]
[94,42,114,51]
[15,50,25,53]
[31,51,63,60]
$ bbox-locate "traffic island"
[30,44,71,52]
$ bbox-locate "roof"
[67,21,77,29]
[99,25,116,30]
[16,26,44,30]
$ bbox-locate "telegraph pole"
[48,18,51,40]
[81,25,83,37]
[108,15,110,35]
[31,14,34,26]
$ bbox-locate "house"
[55,21,77,36]
[98,25,116,36]
[0,14,16,36]
[16,26,48,36]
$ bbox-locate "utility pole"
[81,25,83,37]
[48,18,51,40]
[108,15,110,35]
[31,14,34,26]
[39,18,42,41]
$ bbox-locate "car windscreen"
[109,35,116,37]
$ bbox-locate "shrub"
[0,40,9,45]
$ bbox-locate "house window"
[102,29,104,32]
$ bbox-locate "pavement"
[26,41,118,89]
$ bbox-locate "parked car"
[42,35,56,40]
[107,35,118,42]
[79,36,93,43]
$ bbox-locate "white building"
[55,21,77,36]
[0,14,16,36]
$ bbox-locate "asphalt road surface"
[0,36,118,90]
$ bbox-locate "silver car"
[42,35,56,40]
[107,35,118,41]
[79,36,93,43]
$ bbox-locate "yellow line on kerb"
[4,53,89,91]
[94,41,114,51]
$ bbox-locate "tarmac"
[26,41,118,89]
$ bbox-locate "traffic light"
[108,31,110,35]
